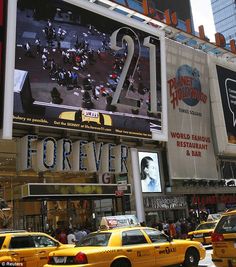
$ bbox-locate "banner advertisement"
[166,39,218,180]
[13,0,167,140]
[208,56,236,155]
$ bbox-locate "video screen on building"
[13,0,165,140]
[216,65,236,144]
[138,151,162,193]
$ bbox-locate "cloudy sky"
[190,0,216,41]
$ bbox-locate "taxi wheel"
[111,258,131,267]
[182,248,199,267]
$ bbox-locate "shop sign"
[20,183,131,198]
[115,190,124,197]
[143,196,187,210]
[116,173,128,191]
[17,135,128,173]
[192,195,236,206]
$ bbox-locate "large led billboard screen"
[13,0,167,140]
[209,55,236,155]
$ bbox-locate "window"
[32,235,57,247]
[196,222,216,230]
[122,230,148,246]
[0,236,5,249]
[78,233,111,246]
[143,229,168,243]
[215,215,236,234]
[10,236,35,249]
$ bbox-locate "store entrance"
[13,196,130,232]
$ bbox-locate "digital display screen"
[13,0,164,139]
[138,151,162,193]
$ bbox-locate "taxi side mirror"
[166,236,173,242]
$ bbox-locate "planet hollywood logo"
[168,65,207,109]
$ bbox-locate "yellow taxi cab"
[59,110,112,126]
[45,215,205,267]
[212,209,236,267]
[0,230,74,267]
[187,221,218,245]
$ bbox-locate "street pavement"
[199,247,216,267]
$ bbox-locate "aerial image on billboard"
[13,0,163,139]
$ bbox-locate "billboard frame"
[0,0,17,139]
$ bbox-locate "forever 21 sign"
[110,27,160,114]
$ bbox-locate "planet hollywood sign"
[18,135,128,173]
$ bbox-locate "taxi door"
[121,229,157,267]
[8,235,38,266]
[32,234,63,267]
[142,228,181,266]
[154,241,181,266]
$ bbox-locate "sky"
[190,0,216,41]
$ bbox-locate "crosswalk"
[199,248,216,267]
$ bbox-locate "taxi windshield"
[196,222,216,230]
[215,215,236,234]
[76,232,111,247]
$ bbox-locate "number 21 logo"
[110,27,161,114]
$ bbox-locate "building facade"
[0,0,236,233]
[211,0,236,44]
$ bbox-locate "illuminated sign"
[13,0,167,141]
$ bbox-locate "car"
[211,209,236,267]
[187,221,218,245]
[0,230,74,267]
[45,216,205,267]
[59,110,112,126]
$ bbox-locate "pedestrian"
[180,219,189,239]
[25,42,32,57]
[35,38,41,54]
[74,227,87,244]
[56,228,68,244]
[67,229,76,244]
[169,221,177,238]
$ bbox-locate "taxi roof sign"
[100,215,140,230]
